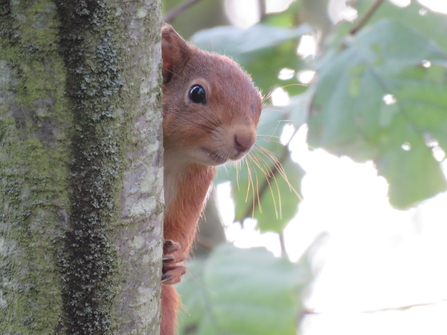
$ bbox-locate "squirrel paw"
[162,239,187,285]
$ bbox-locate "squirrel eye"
[189,85,206,104]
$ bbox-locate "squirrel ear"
[162,24,190,84]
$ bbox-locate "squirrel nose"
[234,132,255,153]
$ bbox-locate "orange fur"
[164,165,215,255]
[160,164,214,334]
[161,285,179,335]
[160,25,262,335]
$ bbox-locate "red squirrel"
[160,25,262,335]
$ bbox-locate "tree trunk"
[0,1,163,334]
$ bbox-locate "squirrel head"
[161,25,262,167]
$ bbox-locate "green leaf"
[191,23,310,57]
[177,244,312,335]
[191,23,311,95]
[308,19,447,208]
[263,0,302,28]
[216,96,308,233]
[354,0,447,53]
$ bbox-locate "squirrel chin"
[200,148,228,165]
[200,147,250,166]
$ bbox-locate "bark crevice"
[55,1,124,333]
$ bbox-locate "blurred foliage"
[308,19,447,207]
[308,0,447,208]
[264,0,302,27]
[162,0,229,38]
[356,0,447,52]
[176,243,313,335]
[300,0,332,38]
[165,0,447,334]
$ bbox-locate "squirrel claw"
[162,264,187,285]
[163,239,180,253]
[161,274,173,283]
[162,239,187,285]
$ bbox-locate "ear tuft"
[162,24,190,84]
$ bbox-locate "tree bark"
[0,1,163,334]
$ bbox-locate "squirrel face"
[162,25,262,167]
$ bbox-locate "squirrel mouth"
[201,147,228,165]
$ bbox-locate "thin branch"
[279,231,287,258]
[349,0,385,35]
[164,0,203,23]
[258,0,267,22]
[303,298,447,316]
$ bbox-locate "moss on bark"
[1,1,71,333]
